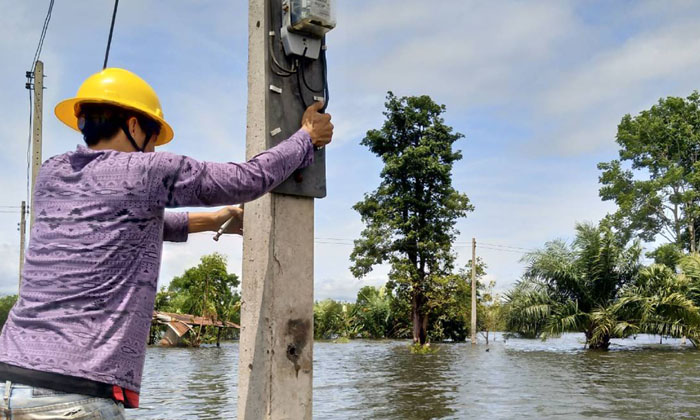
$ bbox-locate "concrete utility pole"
[471,238,477,345]
[19,201,27,291]
[30,60,44,232]
[238,1,324,418]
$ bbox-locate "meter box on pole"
[281,0,336,59]
[270,0,335,198]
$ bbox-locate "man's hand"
[187,206,243,235]
[301,101,334,148]
[212,205,243,235]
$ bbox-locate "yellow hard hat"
[55,68,174,146]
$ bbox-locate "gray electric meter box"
[282,0,336,59]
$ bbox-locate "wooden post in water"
[471,238,477,345]
[238,0,314,418]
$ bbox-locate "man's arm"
[156,102,333,209]
[163,207,243,242]
[188,206,243,235]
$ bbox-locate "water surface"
[130,334,700,419]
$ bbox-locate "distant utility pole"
[30,60,44,232]
[19,201,27,292]
[471,237,477,345]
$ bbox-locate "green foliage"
[598,91,700,252]
[151,253,240,345]
[354,286,392,338]
[504,222,641,349]
[614,260,700,344]
[647,243,683,269]
[167,253,240,323]
[314,299,353,340]
[424,260,488,342]
[409,342,439,354]
[503,281,552,338]
[351,92,473,344]
[0,295,18,330]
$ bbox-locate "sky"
[1,1,700,301]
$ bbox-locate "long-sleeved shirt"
[163,211,189,242]
[0,129,313,393]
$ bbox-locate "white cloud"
[543,22,700,116]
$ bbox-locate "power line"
[103,0,120,69]
[26,0,55,206]
[312,237,538,254]
[478,245,529,255]
[29,0,54,73]
[480,241,535,252]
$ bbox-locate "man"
[0,68,332,419]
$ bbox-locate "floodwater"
[130,334,700,419]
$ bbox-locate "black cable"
[300,58,324,93]
[103,0,120,69]
[320,42,329,113]
[271,64,295,78]
[269,32,296,76]
[29,0,54,73]
[295,43,330,112]
[26,0,54,205]
[295,59,309,109]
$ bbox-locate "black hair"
[77,103,160,146]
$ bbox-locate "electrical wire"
[268,32,296,76]
[103,0,120,69]
[479,245,529,255]
[29,0,54,73]
[295,60,310,109]
[320,41,329,113]
[295,45,330,111]
[300,59,324,93]
[479,242,535,252]
[26,0,55,208]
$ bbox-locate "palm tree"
[503,280,553,338]
[512,222,641,349]
[614,259,700,346]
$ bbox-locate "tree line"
[314,264,504,343]
[502,92,700,349]
[347,90,700,349]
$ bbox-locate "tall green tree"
[598,91,700,251]
[351,92,472,345]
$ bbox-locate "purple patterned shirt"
[0,129,313,392]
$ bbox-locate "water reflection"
[129,335,700,419]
